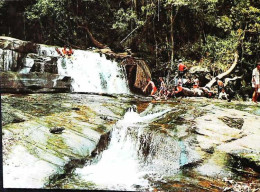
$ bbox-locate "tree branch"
[78,23,107,49]
[205,52,239,88]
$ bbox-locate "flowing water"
[58,105,201,191]
[0,48,19,71]
[2,43,259,191]
[21,45,130,94]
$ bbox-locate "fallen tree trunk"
[205,52,239,88]
[78,24,107,49]
[224,75,243,87]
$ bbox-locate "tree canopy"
[0,0,259,80]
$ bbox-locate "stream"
[3,93,259,191]
[1,41,260,191]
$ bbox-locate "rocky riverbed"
[2,93,260,191]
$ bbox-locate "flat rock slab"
[2,93,131,188]
[0,36,37,53]
[195,104,260,169]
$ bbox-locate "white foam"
[3,145,56,188]
[75,109,171,190]
[56,50,130,94]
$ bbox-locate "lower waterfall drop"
[75,107,173,190]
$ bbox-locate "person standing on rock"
[159,77,167,98]
[252,61,260,103]
[178,59,187,80]
[143,78,157,96]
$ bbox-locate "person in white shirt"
[218,88,228,100]
[252,62,260,102]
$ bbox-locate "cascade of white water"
[37,45,130,94]
[37,45,59,57]
[75,107,174,190]
[0,49,18,71]
[75,110,146,190]
[19,57,34,74]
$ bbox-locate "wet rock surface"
[2,94,260,190]
[0,36,151,94]
[0,72,71,93]
[0,36,37,53]
[218,116,244,129]
[2,93,132,188]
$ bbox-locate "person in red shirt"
[171,80,183,97]
[67,47,74,56]
[178,59,187,79]
[62,45,67,56]
[56,45,74,57]
[143,78,157,96]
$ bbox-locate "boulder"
[30,56,58,74]
[195,104,260,172]
[0,72,71,93]
[122,58,151,93]
[0,36,37,53]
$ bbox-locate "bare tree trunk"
[78,24,107,49]
[205,52,239,88]
[170,6,179,69]
[153,20,158,68]
[170,5,174,68]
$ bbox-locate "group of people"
[142,59,260,102]
[53,45,260,103]
[55,45,74,57]
[143,59,214,100]
[143,75,212,100]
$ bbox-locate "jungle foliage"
[0,0,259,78]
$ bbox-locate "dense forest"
[0,0,259,85]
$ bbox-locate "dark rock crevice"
[46,130,112,188]
[229,154,260,174]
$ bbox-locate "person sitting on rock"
[171,80,184,97]
[62,45,68,56]
[192,77,203,96]
[193,77,200,89]
[202,86,214,98]
[183,76,193,89]
[218,88,228,100]
[143,78,157,96]
[67,46,74,56]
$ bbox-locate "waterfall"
[74,106,185,190]
[36,45,130,94]
[0,49,19,71]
